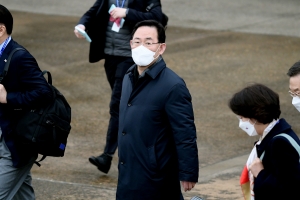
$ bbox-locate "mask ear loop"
[248,119,257,126]
[153,44,162,60]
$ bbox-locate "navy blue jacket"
[78,0,163,63]
[117,58,199,200]
[0,39,53,168]
[254,118,300,200]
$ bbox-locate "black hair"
[228,83,281,124]
[287,61,300,77]
[131,20,166,43]
[0,5,13,34]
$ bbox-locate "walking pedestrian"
[74,0,163,174]
[229,83,300,200]
[117,20,199,200]
[287,61,300,112]
[0,5,53,199]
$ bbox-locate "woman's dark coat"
[254,118,300,200]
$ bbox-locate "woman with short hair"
[229,83,300,200]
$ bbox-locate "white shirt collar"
[259,119,280,141]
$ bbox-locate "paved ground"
[1,1,300,199]
[2,0,300,37]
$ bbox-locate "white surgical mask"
[239,119,258,136]
[132,45,160,66]
[292,96,300,112]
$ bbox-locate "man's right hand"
[74,24,86,39]
[181,181,196,192]
[0,84,7,104]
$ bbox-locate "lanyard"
[0,37,9,58]
[116,0,126,8]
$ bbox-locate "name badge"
[111,19,125,32]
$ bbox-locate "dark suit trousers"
[103,54,134,155]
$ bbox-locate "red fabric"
[109,16,121,27]
[240,165,249,184]
[240,165,251,200]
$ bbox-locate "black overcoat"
[254,118,300,199]
[117,58,199,200]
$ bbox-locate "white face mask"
[131,45,160,66]
[292,96,300,112]
[239,119,258,136]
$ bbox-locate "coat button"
[128,103,131,106]
[122,132,126,135]
[121,161,124,165]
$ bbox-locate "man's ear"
[158,43,166,55]
[0,25,6,36]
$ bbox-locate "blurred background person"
[287,61,300,112]
[229,83,300,200]
[74,0,163,174]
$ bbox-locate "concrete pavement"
[1,1,300,199]
[2,0,300,38]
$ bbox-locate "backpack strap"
[145,1,168,30]
[42,70,52,85]
[260,151,265,160]
[34,155,47,167]
[33,70,53,167]
[260,133,300,161]
[0,48,25,83]
[146,1,161,11]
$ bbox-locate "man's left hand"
[249,158,264,177]
[0,84,7,103]
[181,181,196,192]
[110,8,127,19]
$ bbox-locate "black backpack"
[146,0,169,29]
[0,48,72,166]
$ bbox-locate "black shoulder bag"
[146,0,169,30]
[0,48,72,166]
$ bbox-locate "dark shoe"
[89,153,112,174]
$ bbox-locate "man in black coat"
[74,0,163,174]
[117,20,199,200]
[0,5,53,199]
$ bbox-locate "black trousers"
[103,54,134,155]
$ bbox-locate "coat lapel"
[96,0,106,16]
[127,59,166,102]
[255,118,291,157]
